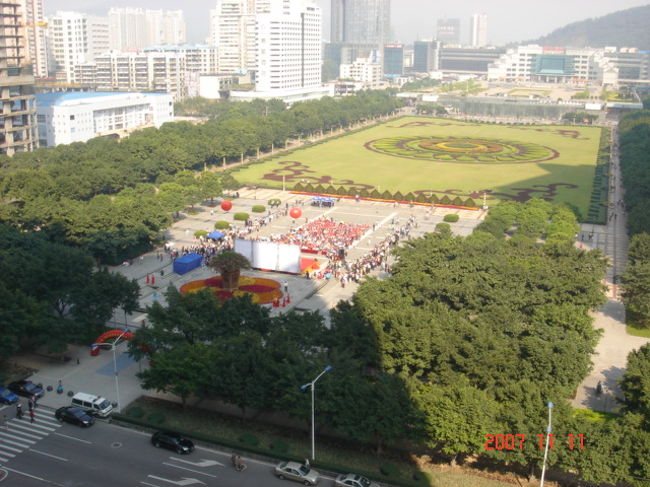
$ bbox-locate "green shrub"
[234,212,250,221]
[439,195,452,205]
[293,183,305,192]
[452,196,464,206]
[435,222,451,233]
[239,432,259,447]
[268,198,281,207]
[444,214,459,223]
[215,221,231,230]
[147,412,165,425]
[194,230,208,239]
[379,463,401,477]
[251,205,266,213]
[269,440,289,454]
[127,406,144,419]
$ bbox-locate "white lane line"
[19,421,56,432]
[33,417,60,428]
[162,462,217,478]
[3,466,65,486]
[0,443,21,453]
[3,426,42,440]
[140,482,162,487]
[53,432,92,444]
[30,449,69,462]
[0,456,11,462]
[0,451,15,458]
[0,434,33,447]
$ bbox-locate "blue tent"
[173,253,202,275]
[207,231,225,240]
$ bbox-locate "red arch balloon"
[289,207,302,219]
[221,200,233,211]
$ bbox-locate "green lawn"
[233,117,602,215]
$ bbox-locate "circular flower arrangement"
[366,136,558,163]
[180,275,283,304]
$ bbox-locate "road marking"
[3,466,65,486]
[168,458,223,468]
[30,449,68,462]
[140,482,162,487]
[4,425,43,440]
[162,463,217,478]
[53,432,92,444]
[0,435,33,447]
[0,443,21,453]
[147,475,206,486]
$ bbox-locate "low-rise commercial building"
[36,91,173,147]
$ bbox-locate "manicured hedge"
[215,221,231,229]
[251,205,266,213]
[234,212,250,221]
[443,214,459,222]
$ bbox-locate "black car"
[151,431,194,454]
[55,406,95,427]
[8,380,44,399]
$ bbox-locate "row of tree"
[131,200,637,483]
[0,225,139,362]
[0,92,402,263]
[619,109,650,236]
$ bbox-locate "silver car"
[334,473,379,487]
[274,461,320,485]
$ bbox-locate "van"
[71,392,113,418]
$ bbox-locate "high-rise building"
[330,0,390,46]
[470,13,488,48]
[413,40,440,73]
[436,18,460,45]
[17,0,47,78]
[46,11,109,82]
[0,1,38,155]
[208,0,263,73]
[383,44,403,76]
[108,8,186,51]
[254,0,322,93]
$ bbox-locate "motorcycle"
[231,453,247,472]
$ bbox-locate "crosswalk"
[0,407,61,463]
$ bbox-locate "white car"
[274,461,320,485]
[334,473,380,487]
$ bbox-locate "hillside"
[525,4,650,50]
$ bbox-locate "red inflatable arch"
[91,329,140,356]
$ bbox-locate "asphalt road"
[0,407,335,486]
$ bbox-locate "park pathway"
[571,124,649,412]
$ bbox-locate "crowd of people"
[269,218,370,259]
[310,216,419,287]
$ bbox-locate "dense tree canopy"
[0,225,139,358]
[0,92,402,263]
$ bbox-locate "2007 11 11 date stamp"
[484,434,585,451]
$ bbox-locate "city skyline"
[43,0,650,46]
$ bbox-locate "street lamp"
[300,365,332,461]
[92,328,130,413]
[539,401,553,487]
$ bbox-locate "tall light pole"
[300,365,332,461]
[92,328,130,413]
[539,401,553,487]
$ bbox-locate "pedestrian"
[28,398,33,412]
[16,403,23,419]
[33,396,38,409]
[283,281,288,294]
[29,410,35,423]
[596,381,603,397]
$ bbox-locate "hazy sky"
[45,0,650,46]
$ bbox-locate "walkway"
[571,125,648,412]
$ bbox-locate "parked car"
[55,406,95,427]
[0,387,18,405]
[334,473,380,487]
[151,431,194,454]
[8,380,44,399]
[274,461,319,485]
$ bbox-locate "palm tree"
[208,252,251,291]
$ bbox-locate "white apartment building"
[339,56,382,88]
[487,45,614,84]
[208,0,264,73]
[36,91,173,147]
[46,11,109,82]
[74,46,218,100]
[470,13,488,48]
[108,8,186,51]
[18,0,48,78]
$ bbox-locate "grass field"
[233,117,602,215]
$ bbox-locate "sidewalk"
[571,125,648,411]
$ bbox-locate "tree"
[207,251,251,291]
[620,344,650,421]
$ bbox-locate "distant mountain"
[525,5,650,50]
